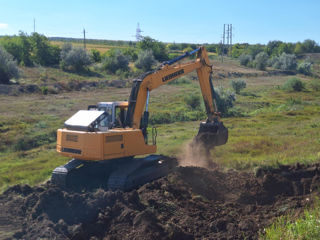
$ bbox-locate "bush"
[239,54,252,66]
[278,53,297,70]
[135,49,157,71]
[122,48,138,61]
[254,52,268,70]
[60,44,92,72]
[90,49,101,62]
[267,56,280,68]
[230,79,246,94]
[184,94,201,110]
[214,87,236,116]
[0,47,19,84]
[282,77,305,92]
[297,60,312,75]
[102,49,130,74]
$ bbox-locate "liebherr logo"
[162,69,184,82]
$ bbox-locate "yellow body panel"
[57,128,156,161]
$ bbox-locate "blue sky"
[0,0,319,44]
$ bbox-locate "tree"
[137,36,168,62]
[60,43,92,72]
[302,39,317,53]
[254,52,268,70]
[135,49,157,71]
[297,60,312,75]
[278,53,297,70]
[30,32,60,66]
[294,42,303,55]
[265,40,282,56]
[0,47,19,84]
[239,53,252,66]
[0,32,33,66]
[246,44,264,58]
[102,49,129,74]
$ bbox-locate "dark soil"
[1,161,320,240]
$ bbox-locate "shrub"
[90,49,101,62]
[135,49,157,71]
[239,54,252,66]
[278,53,297,70]
[0,47,19,84]
[297,60,312,75]
[282,77,305,92]
[254,52,268,70]
[122,48,138,61]
[231,79,246,94]
[214,87,236,116]
[267,56,280,68]
[60,44,92,71]
[184,94,201,110]
[102,49,130,74]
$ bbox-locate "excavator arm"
[125,46,228,148]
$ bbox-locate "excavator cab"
[64,101,129,132]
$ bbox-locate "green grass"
[262,198,320,240]
[1,73,320,192]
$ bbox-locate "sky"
[0,0,319,44]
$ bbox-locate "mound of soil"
[1,162,320,240]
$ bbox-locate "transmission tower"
[220,24,233,59]
[135,23,143,41]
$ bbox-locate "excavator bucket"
[194,121,228,149]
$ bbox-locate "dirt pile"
[1,162,320,240]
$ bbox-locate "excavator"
[52,46,228,191]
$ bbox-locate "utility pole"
[229,24,232,56]
[83,28,86,49]
[33,18,35,33]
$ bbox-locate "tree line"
[0,32,319,84]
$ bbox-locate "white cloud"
[0,23,8,29]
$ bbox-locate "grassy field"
[1,51,320,238]
[1,72,320,191]
[50,41,127,53]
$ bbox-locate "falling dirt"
[178,141,216,169]
[1,161,320,240]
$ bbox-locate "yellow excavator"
[52,46,228,190]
